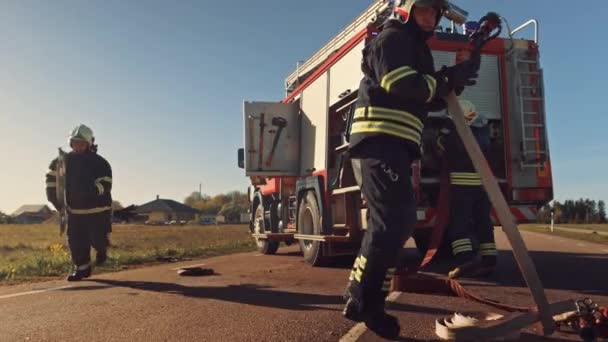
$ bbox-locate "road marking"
[171,263,206,270]
[0,285,73,300]
[339,291,402,342]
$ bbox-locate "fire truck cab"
[237,1,552,266]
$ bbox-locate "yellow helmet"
[68,124,94,145]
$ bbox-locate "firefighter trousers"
[67,211,112,266]
[346,141,417,314]
[446,186,496,262]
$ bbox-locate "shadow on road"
[90,278,451,316]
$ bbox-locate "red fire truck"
[237,1,552,266]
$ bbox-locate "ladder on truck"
[284,1,390,94]
[514,50,548,169]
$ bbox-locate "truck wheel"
[297,191,325,266]
[253,200,279,255]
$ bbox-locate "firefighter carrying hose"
[436,99,497,279]
[342,0,480,338]
[45,124,114,281]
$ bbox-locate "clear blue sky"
[0,0,606,214]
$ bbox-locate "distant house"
[199,214,216,225]
[11,205,53,224]
[136,195,199,224]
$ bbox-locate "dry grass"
[520,224,608,245]
[0,224,255,283]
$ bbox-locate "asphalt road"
[1,230,606,342]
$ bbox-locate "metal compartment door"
[244,101,300,177]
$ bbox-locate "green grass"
[0,224,255,283]
[519,224,608,245]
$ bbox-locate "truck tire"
[297,191,326,266]
[252,198,279,255]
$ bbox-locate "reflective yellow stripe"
[423,74,437,103]
[451,239,471,248]
[451,180,483,186]
[382,280,392,291]
[479,243,497,256]
[354,269,362,282]
[46,170,57,177]
[381,65,417,92]
[450,172,480,178]
[350,257,360,281]
[94,177,111,196]
[479,249,498,256]
[67,206,112,214]
[46,182,57,187]
[359,255,367,270]
[450,173,482,186]
[354,107,422,131]
[351,121,421,145]
[453,245,473,254]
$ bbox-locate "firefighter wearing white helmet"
[45,124,114,281]
[342,0,480,338]
[435,100,496,279]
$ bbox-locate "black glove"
[434,56,480,98]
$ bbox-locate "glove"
[434,49,480,97]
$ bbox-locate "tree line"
[537,198,606,224]
[184,190,249,223]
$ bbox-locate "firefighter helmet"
[394,0,449,24]
[68,124,94,145]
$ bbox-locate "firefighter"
[342,0,480,338]
[45,124,113,281]
[435,100,497,279]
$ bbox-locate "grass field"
[520,224,608,245]
[0,224,256,283]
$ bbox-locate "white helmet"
[458,99,487,127]
[394,0,449,25]
[68,124,94,145]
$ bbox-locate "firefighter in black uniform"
[342,0,480,338]
[436,99,497,279]
[46,124,113,281]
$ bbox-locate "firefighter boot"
[343,295,401,340]
[342,257,401,339]
[67,264,92,281]
[448,251,477,279]
[474,255,497,278]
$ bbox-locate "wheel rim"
[301,206,314,250]
[254,205,265,248]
